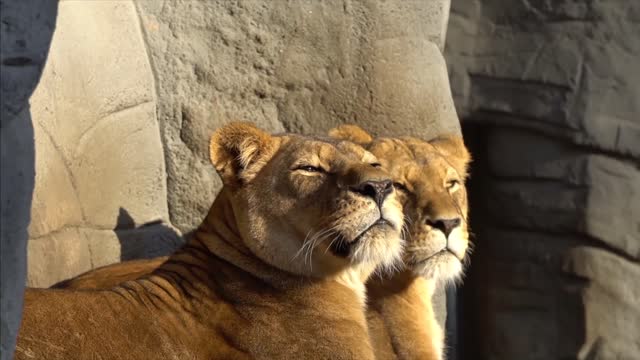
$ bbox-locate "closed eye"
[293,165,326,173]
[370,162,382,168]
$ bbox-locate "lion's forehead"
[412,160,456,190]
[284,137,374,167]
[368,138,413,160]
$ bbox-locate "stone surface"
[0,108,35,360]
[564,246,640,359]
[134,0,461,233]
[27,224,182,287]
[447,0,640,159]
[463,228,585,360]
[485,128,639,260]
[446,0,640,359]
[24,0,172,287]
[0,1,57,358]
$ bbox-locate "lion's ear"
[210,122,278,186]
[429,135,472,177]
[328,124,374,145]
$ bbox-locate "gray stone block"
[1,108,35,360]
[446,0,640,358]
[0,0,57,358]
[468,229,585,360]
[446,0,640,159]
[471,229,640,360]
[485,128,640,260]
[563,246,640,359]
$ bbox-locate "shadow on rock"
[115,207,185,262]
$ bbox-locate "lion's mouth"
[329,217,393,258]
[415,248,463,265]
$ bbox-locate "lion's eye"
[393,182,410,194]
[294,165,325,173]
[370,162,382,168]
[447,179,460,191]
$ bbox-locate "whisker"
[292,229,315,261]
[323,233,341,255]
[301,224,340,269]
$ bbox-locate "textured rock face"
[134,0,459,232]
[25,0,179,288]
[445,0,640,359]
[1,1,57,358]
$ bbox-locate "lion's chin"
[343,224,403,272]
[410,250,463,281]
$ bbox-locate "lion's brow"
[308,135,342,145]
[273,133,340,145]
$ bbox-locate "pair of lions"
[17,123,470,360]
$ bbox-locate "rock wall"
[1,1,57,358]
[1,0,460,357]
[134,0,459,233]
[25,1,180,288]
[445,0,640,359]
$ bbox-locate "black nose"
[350,180,393,207]
[426,218,461,238]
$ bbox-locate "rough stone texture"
[134,0,460,233]
[448,0,640,159]
[564,246,640,359]
[445,0,640,359]
[24,0,178,288]
[486,128,640,260]
[27,224,182,287]
[0,1,57,358]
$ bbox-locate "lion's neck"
[196,188,252,258]
[161,189,299,288]
[153,188,369,307]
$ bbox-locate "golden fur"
[330,125,471,360]
[16,122,405,360]
[52,257,169,290]
[53,125,472,360]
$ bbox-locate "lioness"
[16,122,405,360]
[330,125,471,360]
[53,125,472,360]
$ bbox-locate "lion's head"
[209,122,404,278]
[329,125,471,282]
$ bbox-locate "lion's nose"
[426,218,461,238]
[350,180,393,206]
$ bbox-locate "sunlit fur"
[330,125,472,360]
[367,136,471,284]
[16,123,405,360]
[51,125,470,360]
[228,132,404,280]
[328,126,471,284]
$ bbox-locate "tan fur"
[327,124,374,145]
[51,257,169,290]
[333,125,471,360]
[53,125,472,360]
[17,122,405,360]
